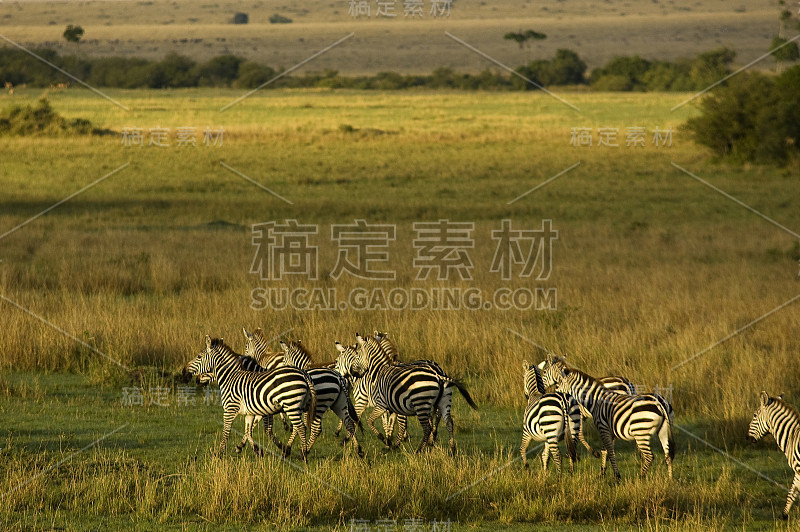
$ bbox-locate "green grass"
[0,88,799,529]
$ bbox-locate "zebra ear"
[778,393,784,400]
[537,360,546,370]
[205,335,211,349]
[760,391,770,406]
[242,328,250,339]
[335,342,345,353]
[522,360,529,372]
[356,333,366,345]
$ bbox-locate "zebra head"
[279,340,312,370]
[185,335,219,377]
[185,336,238,381]
[522,360,546,400]
[356,332,391,371]
[749,391,779,442]
[373,330,399,362]
[539,355,568,388]
[335,341,363,378]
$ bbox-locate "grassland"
[0,0,782,74]
[0,87,799,529]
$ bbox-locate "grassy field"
[0,87,799,529]
[0,0,781,74]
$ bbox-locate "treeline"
[0,46,747,91]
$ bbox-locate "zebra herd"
[182,329,477,461]
[182,333,800,519]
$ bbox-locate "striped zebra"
[539,356,636,395]
[183,336,316,460]
[539,355,674,424]
[333,341,400,442]
[748,391,800,519]
[520,382,578,473]
[243,327,284,369]
[553,366,674,480]
[523,361,600,459]
[338,333,478,455]
[277,339,364,457]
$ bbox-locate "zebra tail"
[446,378,479,410]
[654,397,675,461]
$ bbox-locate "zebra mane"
[281,340,313,369]
[207,337,242,361]
[769,395,800,428]
[523,361,546,396]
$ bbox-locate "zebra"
[539,355,674,425]
[523,360,600,459]
[520,380,578,474]
[183,336,316,461]
[333,341,400,442]
[552,366,674,480]
[748,391,800,519]
[242,327,284,370]
[338,333,478,455]
[277,339,364,457]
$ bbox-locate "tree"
[63,25,84,44]
[504,29,547,63]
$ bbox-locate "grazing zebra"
[523,361,600,459]
[183,336,316,460]
[748,391,800,519]
[338,333,478,455]
[553,367,674,480]
[520,384,578,473]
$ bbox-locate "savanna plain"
[0,87,799,530]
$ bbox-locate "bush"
[233,12,249,24]
[0,98,103,136]
[514,48,587,89]
[269,13,292,23]
[684,68,800,164]
[194,54,243,87]
[235,61,276,88]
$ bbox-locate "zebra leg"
[658,418,674,480]
[784,472,800,519]
[635,436,654,478]
[600,433,620,482]
[550,441,563,475]
[330,393,363,457]
[383,412,395,440]
[541,443,550,473]
[520,432,533,469]
[285,409,310,462]
[264,415,288,456]
[307,417,323,453]
[367,407,391,448]
[218,409,238,457]
[577,416,600,458]
[244,415,264,457]
[437,395,455,456]
[415,414,434,454]
[391,415,408,449]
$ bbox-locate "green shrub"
[0,98,103,136]
[684,68,800,164]
[269,13,292,23]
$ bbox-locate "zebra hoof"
[782,513,789,520]
[234,446,243,454]
[591,451,601,458]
